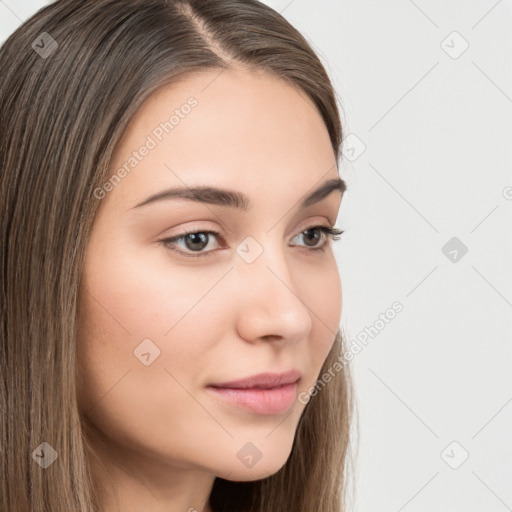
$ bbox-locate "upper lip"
[208,369,302,389]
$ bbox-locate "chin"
[213,439,295,482]
[222,460,289,482]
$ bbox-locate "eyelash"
[159,224,345,259]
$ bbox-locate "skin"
[77,64,344,512]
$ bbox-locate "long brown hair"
[0,1,355,510]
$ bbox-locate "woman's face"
[77,65,344,482]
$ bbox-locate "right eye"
[159,229,224,258]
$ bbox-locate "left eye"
[160,225,344,258]
[294,226,336,248]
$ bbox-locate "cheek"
[300,255,342,376]
[75,240,228,427]
[79,233,231,340]
[76,260,239,470]
[307,254,342,331]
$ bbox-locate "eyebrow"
[132,177,346,210]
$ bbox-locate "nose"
[233,242,313,346]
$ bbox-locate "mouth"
[206,370,302,415]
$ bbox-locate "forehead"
[104,66,337,212]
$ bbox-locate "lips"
[206,369,302,415]
[208,369,302,390]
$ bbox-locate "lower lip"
[206,381,299,415]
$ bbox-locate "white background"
[2,1,511,511]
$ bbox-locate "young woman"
[0,1,355,511]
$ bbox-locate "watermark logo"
[341,133,366,162]
[133,338,161,366]
[441,31,469,59]
[236,236,264,264]
[32,32,58,59]
[442,236,468,263]
[32,442,59,468]
[440,441,469,469]
[237,442,262,468]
